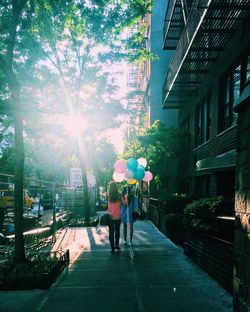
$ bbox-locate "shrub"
[184,196,234,216]
[157,193,194,245]
[159,193,195,214]
[183,196,234,235]
[0,250,69,290]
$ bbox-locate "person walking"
[107,181,121,254]
[121,186,138,246]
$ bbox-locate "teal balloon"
[127,158,138,172]
[134,165,145,180]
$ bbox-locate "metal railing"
[0,227,54,262]
[148,197,235,244]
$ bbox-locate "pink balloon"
[114,159,127,174]
[142,171,153,182]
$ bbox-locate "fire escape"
[127,17,151,137]
[162,0,250,108]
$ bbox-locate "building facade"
[150,0,178,127]
[161,0,250,310]
[126,17,151,138]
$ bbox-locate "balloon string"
[126,183,130,243]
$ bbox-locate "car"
[24,190,34,207]
[0,189,34,209]
[29,202,44,217]
[41,192,53,210]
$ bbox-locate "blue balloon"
[134,165,145,180]
[127,158,138,172]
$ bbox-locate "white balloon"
[138,157,147,168]
[125,169,134,179]
[113,171,124,183]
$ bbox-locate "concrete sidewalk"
[0,220,232,312]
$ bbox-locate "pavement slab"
[0,220,233,312]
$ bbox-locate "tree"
[0,0,151,261]
[123,120,188,194]
[0,0,29,263]
[20,0,151,223]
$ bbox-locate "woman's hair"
[122,186,134,206]
[108,181,120,203]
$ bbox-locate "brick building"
[160,0,250,310]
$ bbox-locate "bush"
[159,193,194,214]
[184,196,234,216]
[157,193,194,245]
[183,196,234,235]
[0,251,69,290]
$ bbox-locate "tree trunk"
[0,59,26,263]
[0,0,28,264]
[12,86,26,263]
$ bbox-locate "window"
[232,64,241,123]
[241,54,250,87]
[220,64,240,130]
[195,96,211,146]
[223,76,230,128]
[246,56,250,84]
[219,52,250,131]
[195,176,210,197]
[217,171,235,197]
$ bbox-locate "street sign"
[69,168,96,188]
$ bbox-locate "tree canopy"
[123,120,188,194]
[0,0,151,181]
[0,0,152,263]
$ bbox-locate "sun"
[64,114,87,138]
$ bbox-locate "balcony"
[163,0,194,50]
[162,0,250,108]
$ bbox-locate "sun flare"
[64,114,87,137]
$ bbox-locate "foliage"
[159,193,195,214]
[184,196,234,216]
[0,0,151,183]
[101,20,156,64]
[0,116,15,173]
[123,22,156,64]
[0,146,15,175]
[0,251,68,290]
[155,193,194,245]
[123,120,189,192]
[183,196,234,235]
[97,1,153,64]
[0,0,151,262]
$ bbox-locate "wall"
[234,96,250,311]
[175,28,250,197]
[150,0,178,127]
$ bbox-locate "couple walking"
[107,181,138,254]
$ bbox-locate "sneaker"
[111,249,115,254]
[123,240,127,246]
[115,246,121,251]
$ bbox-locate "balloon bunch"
[113,157,153,185]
